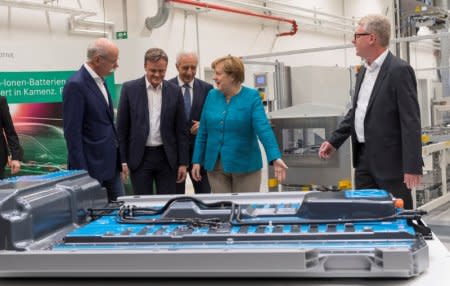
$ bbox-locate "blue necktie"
[183,83,191,120]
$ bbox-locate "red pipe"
[167,0,298,37]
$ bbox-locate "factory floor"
[423,201,450,251]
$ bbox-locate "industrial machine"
[0,171,431,278]
[416,126,450,208]
[260,65,354,190]
[268,103,352,189]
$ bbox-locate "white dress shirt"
[177,77,194,104]
[354,49,389,143]
[83,63,109,105]
[145,77,163,146]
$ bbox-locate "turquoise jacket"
[192,86,281,173]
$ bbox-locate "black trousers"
[130,146,177,195]
[355,143,413,209]
[176,148,211,194]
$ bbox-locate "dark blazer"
[62,65,120,181]
[168,77,213,147]
[328,52,422,180]
[117,78,189,171]
[0,96,21,173]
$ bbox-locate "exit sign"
[116,31,128,40]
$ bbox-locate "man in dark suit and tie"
[169,52,213,194]
[318,14,422,209]
[62,38,125,202]
[117,48,189,195]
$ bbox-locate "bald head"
[87,38,118,61]
[176,52,198,84]
[176,52,198,65]
[86,38,119,77]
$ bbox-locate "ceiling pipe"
[263,0,355,23]
[167,0,297,37]
[0,0,96,17]
[145,0,170,30]
[220,0,354,31]
[122,0,128,32]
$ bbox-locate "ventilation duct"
[145,0,170,30]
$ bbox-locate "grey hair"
[144,48,168,63]
[87,46,107,61]
[176,52,198,65]
[358,14,391,47]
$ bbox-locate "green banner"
[0,71,115,104]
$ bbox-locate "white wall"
[344,0,392,19]
[0,0,438,83]
[118,0,352,76]
[110,0,399,80]
[0,39,89,71]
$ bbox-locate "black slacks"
[354,143,413,209]
[175,148,211,194]
[130,146,177,195]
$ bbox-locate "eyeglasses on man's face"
[353,32,371,41]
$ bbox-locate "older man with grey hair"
[319,14,422,209]
[169,52,213,194]
[63,38,125,202]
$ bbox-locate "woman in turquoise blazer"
[191,56,287,193]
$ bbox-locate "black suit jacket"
[0,96,21,173]
[168,77,213,148]
[117,78,189,171]
[63,66,120,181]
[329,51,422,180]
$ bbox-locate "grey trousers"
[207,158,261,193]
